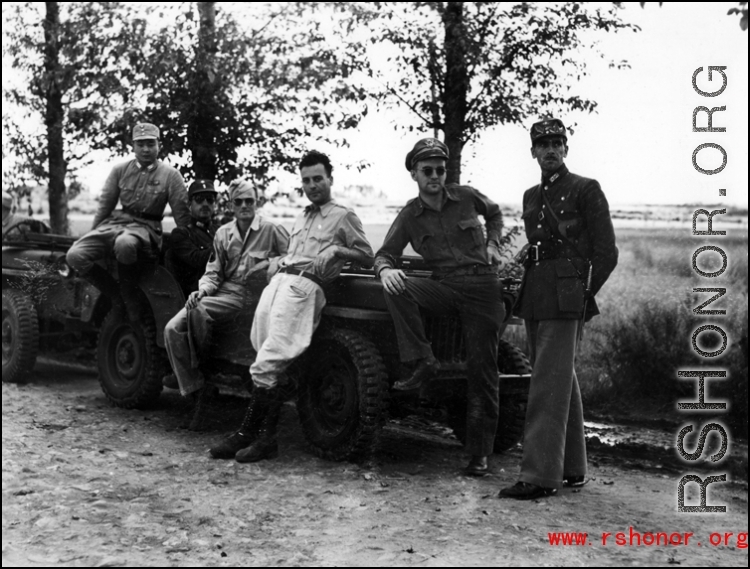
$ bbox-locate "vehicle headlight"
[57,262,71,278]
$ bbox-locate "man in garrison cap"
[374,138,506,477]
[163,179,289,396]
[498,118,618,500]
[66,123,191,320]
[165,179,221,299]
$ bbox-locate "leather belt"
[527,242,582,263]
[122,207,163,222]
[278,267,323,288]
[433,264,498,279]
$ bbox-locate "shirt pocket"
[457,217,484,248]
[413,231,436,259]
[554,259,584,313]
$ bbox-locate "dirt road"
[2,361,748,567]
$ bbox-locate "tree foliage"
[328,2,639,183]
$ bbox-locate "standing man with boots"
[498,118,618,500]
[66,123,190,320]
[165,179,220,299]
[374,138,506,477]
[164,179,289,396]
[209,150,374,463]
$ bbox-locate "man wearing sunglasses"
[165,179,220,298]
[210,150,374,463]
[66,123,191,321]
[163,179,289,397]
[374,138,505,477]
[498,118,617,500]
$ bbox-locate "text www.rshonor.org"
[547,527,748,548]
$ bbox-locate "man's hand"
[312,246,340,275]
[186,289,207,310]
[380,267,408,295]
[487,243,504,270]
[267,258,281,283]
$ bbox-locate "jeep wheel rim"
[114,329,142,381]
[1,310,13,366]
[313,353,357,435]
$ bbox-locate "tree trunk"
[441,2,468,185]
[191,2,218,181]
[44,1,68,235]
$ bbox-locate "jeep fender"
[139,267,185,348]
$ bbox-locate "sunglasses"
[192,194,216,205]
[233,198,256,207]
[416,167,447,177]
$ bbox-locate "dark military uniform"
[513,162,618,491]
[165,219,218,297]
[375,181,506,459]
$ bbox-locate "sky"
[3,2,749,209]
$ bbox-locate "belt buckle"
[529,245,540,262]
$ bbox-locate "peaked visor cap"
[188,179,218,199]
[405,138,449,171]
[132,122,160,141]
[530,118,567,143]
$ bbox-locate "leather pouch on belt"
[555,258,585,313]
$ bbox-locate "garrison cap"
[2,191,12,209]
[405,138,449,171]
[227,179,256,201]
[188,179,217,199]
[530,118,567,144]
[132,122,160,141]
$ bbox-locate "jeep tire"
[447,339,531,454]
[2,289,39,383]
[97,307,164,408]
[297,327,388,462]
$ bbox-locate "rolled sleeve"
[339,211,374,262]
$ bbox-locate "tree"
[330,2,639,184]
[3,2,147,233]
[107,2,369,187]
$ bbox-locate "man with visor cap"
[374,138,506,477]
[66,122,191,320]
[165,179,220,298]
[498,118,617,500]
[163,179,289,397]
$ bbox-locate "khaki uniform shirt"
[92,159,191,246]
[281,200,373,284]
[199,216,290,297]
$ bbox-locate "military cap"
[405,138,449,171]
[2,190,12,209]
[132,122,160,141]
[530,118,567,144]
[188,179,218,199]
[227,179,257,201]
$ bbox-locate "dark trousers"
[383,274,505,456]
[519,319,586,489]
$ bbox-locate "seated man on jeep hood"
[209,150,374,463]
[374,138,506,478]
[163,179,289,397]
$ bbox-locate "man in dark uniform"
[165,179,219,298]
[499,118,618,500]
[374,138,506,477]
[66,122,190,320]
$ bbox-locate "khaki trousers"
[250,273,326,389]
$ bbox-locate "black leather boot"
[82,264,122,303]
[235,386,283,463]
[209,387,272,459]
[117,262,145,322]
